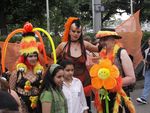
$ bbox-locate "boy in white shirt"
[60,60,88,113]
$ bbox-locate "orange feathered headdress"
[62,17,79,42]
[19,22,43,56]
[96,31,122,39]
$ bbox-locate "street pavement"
[130,79,150,113]
[91,79,150,113]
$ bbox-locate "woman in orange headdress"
[9,23,44,113]
[94,31,136,113]
[55,17,99,112]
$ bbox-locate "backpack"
[116,48,135,93]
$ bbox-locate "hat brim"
[98,35,122,39]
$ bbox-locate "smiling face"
[26,53,38,66]
[69,23,82,42]
[54,69,64,87]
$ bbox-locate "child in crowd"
[40,64,68,113]
[60,60,88,113]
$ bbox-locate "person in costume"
[55,17,99,112]
[136,37,150,104]
[9,23,44,113]
[40,64,68,113]
[90,31,136,113]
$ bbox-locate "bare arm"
[51,42,66,58]
[120,50,136,86]
[84,41,99,52]
[42,102,51,113]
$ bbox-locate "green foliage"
[142,31,150,44]
[0,35,22,43]
[0,0,147,38]
[141,0,150,22]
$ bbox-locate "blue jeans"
[141,69,150,100]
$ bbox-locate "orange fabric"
[115,10,143,68]
[83,85,92,96]
[119,89,136,113]
[94,91,103,112]
[0,41,53,72]
[62,17,79,42]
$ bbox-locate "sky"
[114,12,130,20]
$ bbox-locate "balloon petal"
[91,77,103,89]
[90,64,100,77]
[103,77,116,90]
[110,65,119,78]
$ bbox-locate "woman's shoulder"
[119,48,128,56]
[58,42,67,48]
[40,89,53,102]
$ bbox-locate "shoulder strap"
[116,48,124,64]
[116,48,126,77]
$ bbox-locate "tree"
[140,0,150,22]
[0,0,47,32]
[0,0,147,35]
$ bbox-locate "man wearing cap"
[96,31,136,113]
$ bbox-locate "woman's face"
[100,37,115,48]
[69,23,82,41]
[54,69,64,87]
[26,53,38,66]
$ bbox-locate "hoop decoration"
[33,28,57,64]
[1,22,56,73]
[2,29,24,72]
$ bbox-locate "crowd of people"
[0,16,145,113]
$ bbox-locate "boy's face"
[64,65,74,79]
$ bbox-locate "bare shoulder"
[57,42,67,49]
[84,40,90,48]
[120,49,128,56]
[120,49,132,61]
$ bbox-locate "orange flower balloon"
[90,59,119,90]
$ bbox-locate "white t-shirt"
[62,77,88,113]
